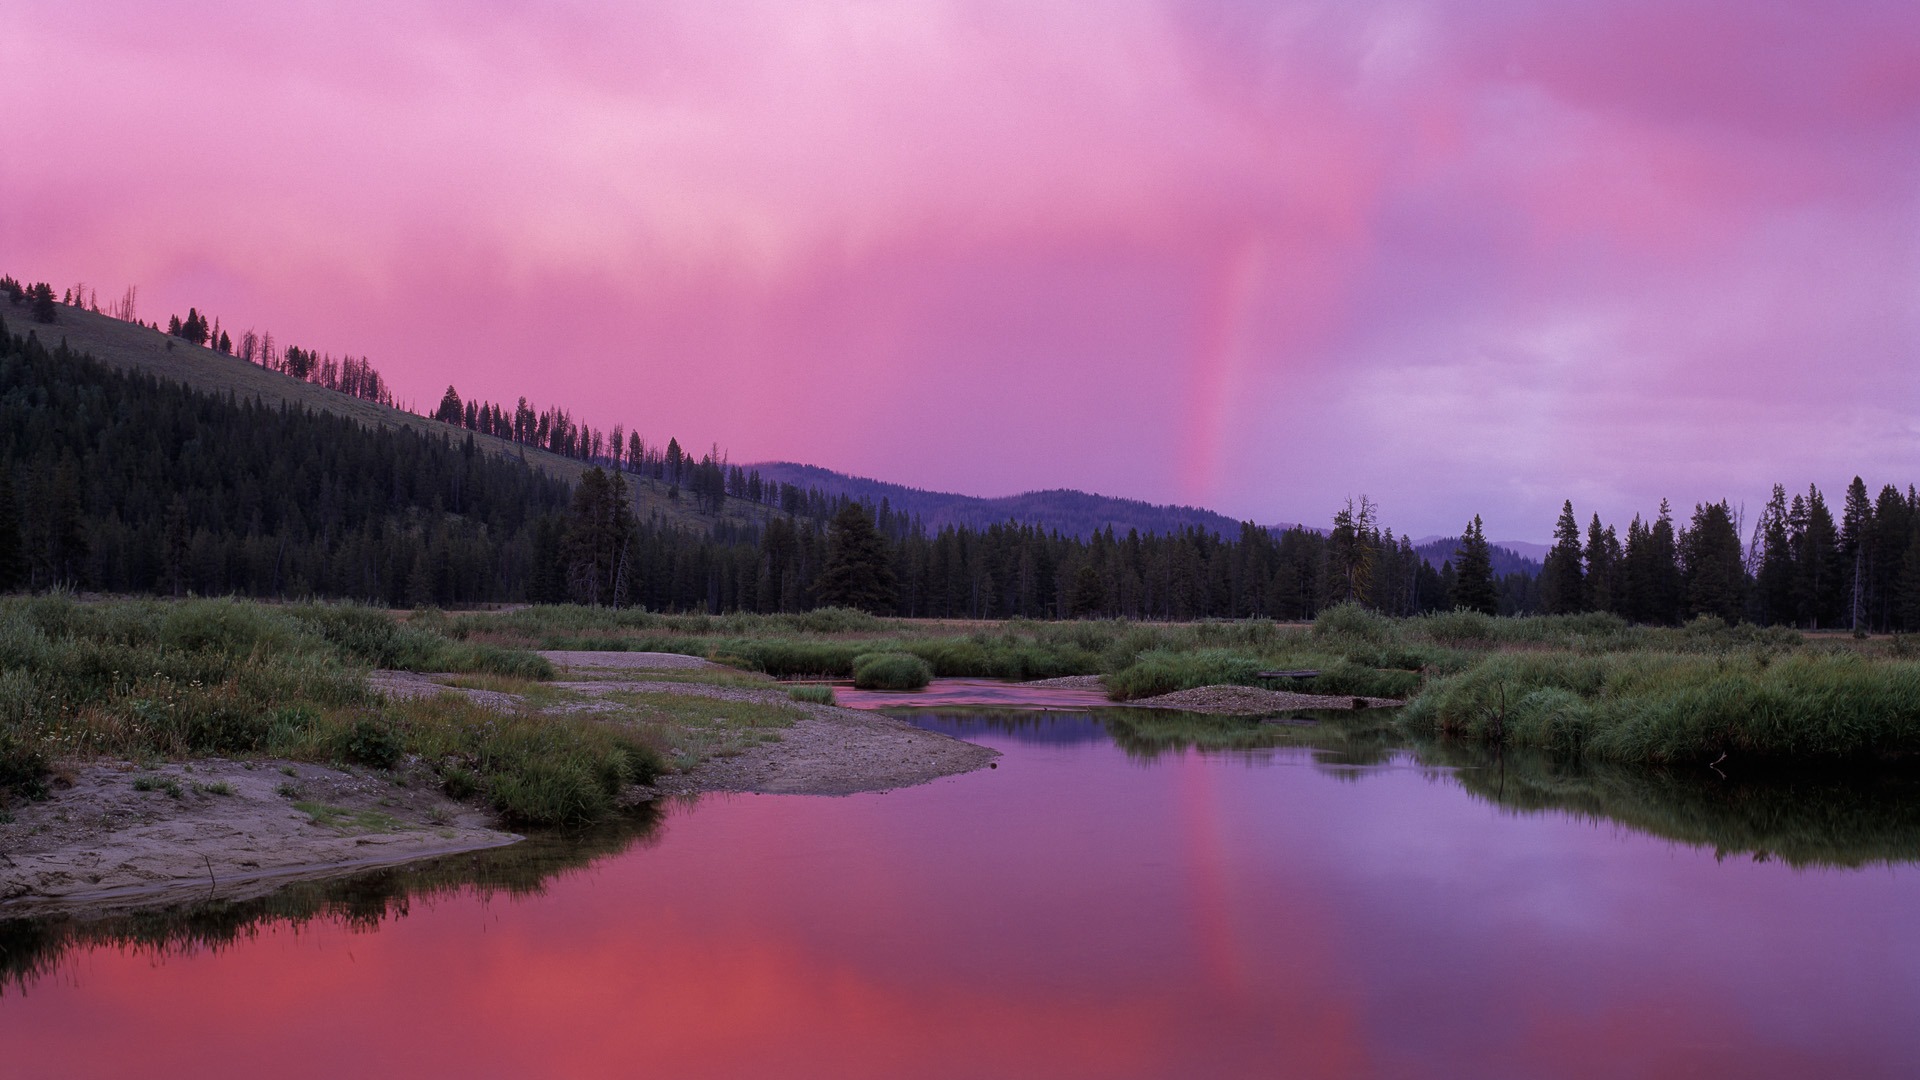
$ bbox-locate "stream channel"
[3,679,1918,1077]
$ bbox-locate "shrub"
[0,729,49,803]
[851,652,933,690]
[441,765,480,800]
[343,715,403,769]
[1312,603,1397,645]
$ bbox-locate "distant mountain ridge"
[1412,536,1546,577]
[748,462,1305,541]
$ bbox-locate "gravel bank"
[541,671,1001,796]
[0,759,518,918]
[1025,674,1108,690]
[1128,685,1403,715]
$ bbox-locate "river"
[3,682,1917,1077]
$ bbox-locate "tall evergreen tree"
[1541,500,1586,614]
[0,467,20,592]
[1623,505,1682,625]
[1583,513,1621,614]
[435,385,464,425]
[1679,501,1746,621]
[817,503,896,614]
[1453,516,1497,615]
[1871,485,1911,631]
[27,283,57,324]
[1325,496,1378,606]
[1839,477,1874,631]
[1755,485,1794,626]
[1793,485,1842,627]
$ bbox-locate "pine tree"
[435,385,464,425]
[1647,500,1682,624]
[1754,485,1794,626]
[1840,477,1874,631]
[1583,514,1621,614]
[1541,500,1586,614]
[1794,485,1842,627]
[1900,524,1920,632]
[0,467,21,592]
[28,283,57,324]
[1679,501,1746,621]
[1871,485,1911,631]
[817,503,896,614]
[1453,516,1497,615]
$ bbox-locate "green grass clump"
[294,801,402,833]
[1105,649,1263,700]
[787,684,837,705]
[341,715,404,769]
[851,652,934,690]
[132,774,184,798]
[1402,650,1920,764]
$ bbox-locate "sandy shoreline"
[3,655,1373,917]
[0,758,519,918]
[2,651,998,918]
[542,652,1000,797]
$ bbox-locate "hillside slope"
[26,303,762,530]
[749,461,1306,541]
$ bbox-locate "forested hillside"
[1,275,1525,620]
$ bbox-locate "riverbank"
[1,650,997,917]
[532,652,999,796]
[0,757,519,916]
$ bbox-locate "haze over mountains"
[749,462,1307,541]
[752,462,1550,574]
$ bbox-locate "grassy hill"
[27,303,767,531]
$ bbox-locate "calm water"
[4,684,1919,1078]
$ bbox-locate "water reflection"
[3,704,1918,1077]
[1421,741,1920,869]
[899,704,1920,867]
[0,806,666,995]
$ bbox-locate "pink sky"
[4,1,1917,539]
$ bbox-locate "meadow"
[0,595,657,825]
[445,601,1920,766]
[5,596,1917,833]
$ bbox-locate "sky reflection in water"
[3,694,1917,1078]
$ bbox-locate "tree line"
[19,270,1918,628]
[0,313,569,604]
[1533,483,1920,631]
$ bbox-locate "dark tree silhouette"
[817,503,896,613]
[1453,517,1498,615]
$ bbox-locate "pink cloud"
[3,0,1916,539]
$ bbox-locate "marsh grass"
[851,652,933,690]
[0,596,639,824]
[1401,649,1920,764]
[787,684,837,706]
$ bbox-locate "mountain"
[1412,536,1545,577]
[18,299,766,531]
[747,462,1304,541]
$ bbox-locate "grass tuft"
[787,684,837,706]
[851,652,934,690]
